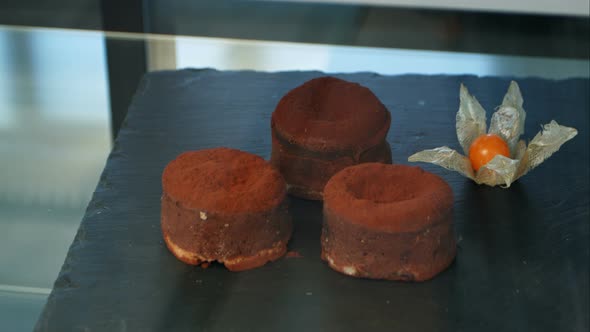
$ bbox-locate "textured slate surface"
[36,69,589,332]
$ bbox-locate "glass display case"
[0,1,588,331]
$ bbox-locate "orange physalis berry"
[469,134,510,171]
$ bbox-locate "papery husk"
[475,155,520,187]
[456,84,487,155]
[409,82,578,188]
[516,120,578,179]
[488,81,526,154]
[408,146,475,180]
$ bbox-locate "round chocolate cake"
[161,148,292,271]
[271,76,392,200]
[321,163,456,281]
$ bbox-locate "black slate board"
[36,69,589,332]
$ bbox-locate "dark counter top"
[35,69,589,331]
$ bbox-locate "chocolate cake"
[161,148,292,271]
[271,76,392,200]
[321,163,456,281]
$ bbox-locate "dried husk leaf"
[408,146,475,179]
[513,140,527,161]
[488,81,526,154]
[475,155,521,187]
[501,80,524,108]
[516,121,578,179]
[456,84,487,155]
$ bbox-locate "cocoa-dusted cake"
[271,76,392,200]
[321,163,456,281]
[161,148,292,271]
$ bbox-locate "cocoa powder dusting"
[271,76,391,152]
[324,163,453,233]
[162,148,286,213]
[322,163,456,281]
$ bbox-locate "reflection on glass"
[174,36,589,79]
[0,26,111,332]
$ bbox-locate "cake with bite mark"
[321,163,456,281]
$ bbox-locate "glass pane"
[0,26,111,331]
